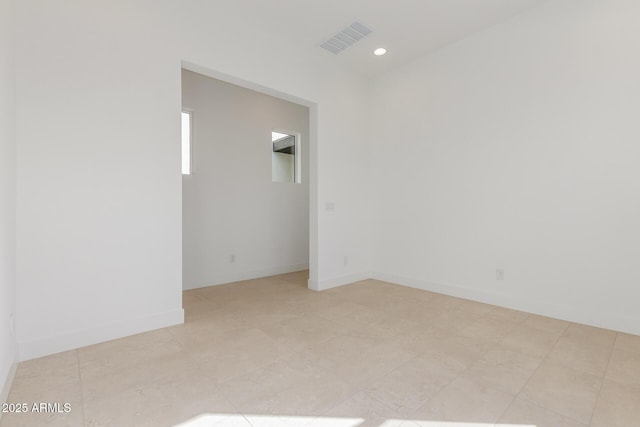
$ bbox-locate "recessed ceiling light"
[373,47,387,56]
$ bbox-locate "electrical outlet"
[230,254,236,263]
[344,256,348,266]
[496,269,504,280]
[10,313,14,337]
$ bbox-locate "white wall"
[15,1,185,361]
[0,0,17,404]
[371,0,640,335]
[15,0,370,359]
[182,70,309,289]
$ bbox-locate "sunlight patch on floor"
[175,413,536,427]
[384,421,536,427]
[175,413,363,426]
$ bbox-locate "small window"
[272,131,300,183]
[181,111,191,175]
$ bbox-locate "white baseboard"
[184,264,309,291]
[308,272,371,291]
[18,308,184,362]
[372,271,640,336]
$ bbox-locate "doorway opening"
[180,65,314,292]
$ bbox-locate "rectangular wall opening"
[181,111,191,175]
[272,131,301,184]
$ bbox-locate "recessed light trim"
[374,47,387,56]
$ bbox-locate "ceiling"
[247,0,547,76]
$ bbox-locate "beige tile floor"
[2,271,640,427]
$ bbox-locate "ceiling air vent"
[320,21,372,54]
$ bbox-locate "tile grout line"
[587,331,618,427]
[336,352,423,417]
[378,308,521,421]
[346,303,526,421]
[75,349,87,427]
[493,320,570,424]
[441,318,543,424]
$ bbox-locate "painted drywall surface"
[15,0,370,359]
[182,70,309,289]
[0,0,17,402]
[370,0,640,334]
[15,1,184,360]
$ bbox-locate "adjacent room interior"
[1,0,639,426]
[181,69,310,291]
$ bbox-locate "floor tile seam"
[78,350,195,384]
[499,358,541,396]
[542,361,606,381]
[204,386,245,423]
[356,387,416,419]
[461,358,534,398]
[305,329,357,352]
[513,393,590,427]
[310,310,368,324]
[605,346,640,383]
[405,347,492,422]
[361,352,423,390]
[399,338,431,360]
[448,340,506,378]
[519,320,570,337]
[548,347,611,379]
[495,316,570,356]
[554,334,619,352]
[493,390,519,426]
[394,362,463,420]
[192,341,284,372]
[612,334,640,356]
[181,347,227,385]
[80,368,206,408]
[202,350,290,393]
[75,349,87,427]
[8,374,81,391]
[455,325,517,345]
[506,320,564,385]
[253,320,328,341]
[476,310,530,333]
[588,331,619,426]
[319,365,423,422]
[164,325,197,356]
[238,375,338,420]
[317,387,377,421]
[324,302,383,321]
[267,348,318,380]
[559,328,618,347]
[449,329,500,356]
[507,322,590,424]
